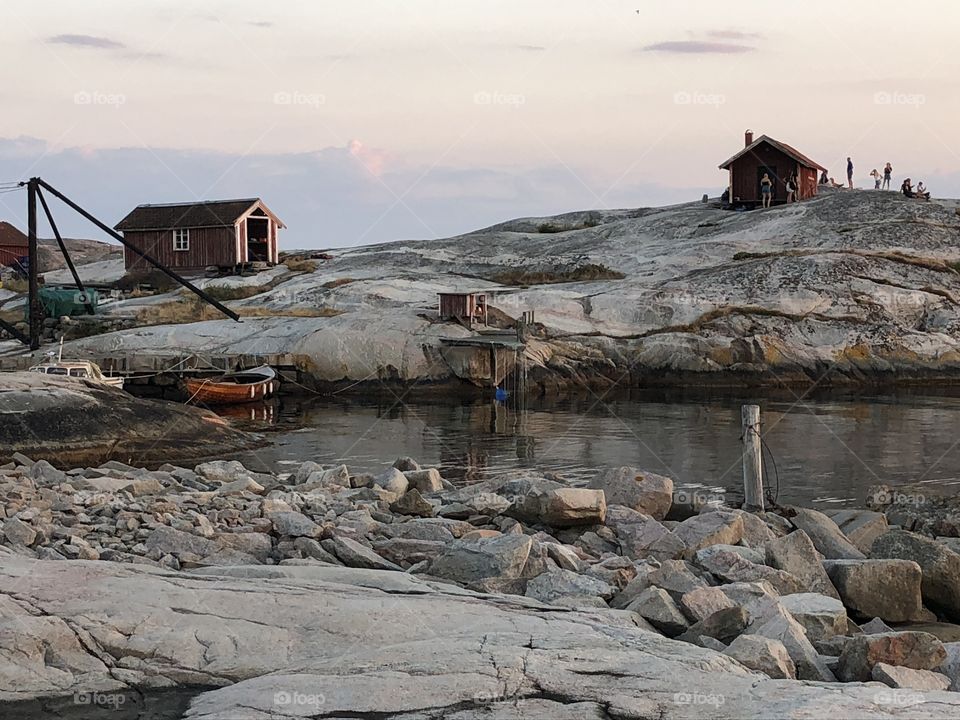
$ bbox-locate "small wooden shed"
[115,198,284,272]
[719,131,825,206]
[0,221,28,268]
[438,292,488,329]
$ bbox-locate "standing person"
[870,168,881,189]
[785,174,796,203]
[760,173,773,208]
[882,162,893,190]
[820,169,829,184]
[847,157,854,189]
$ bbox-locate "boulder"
[218,532,273,562]
[195,460,253,485]
[270,512,322,538]
[216,477,265,496]
[871,529,960,620]
[403,469,444,494]
[428,534,535,594]
[825,558,924,622]
[509,487,606,528]
[724,635,796,679]
[837,631,947,682]
[144,526,219,558]
[694,546,802,595]
[748,605,837,682]
[375,467,409,495]
[587,467,673,520]
[614,512,686,561]
[938,642,960,691]
[729,510,778,548]
[860,617,895,634]
[1,517,37,547]
[719,581,779,609]
[389,489,436,518]
[831,509,889,555]
[292,537,341,564]
[871,662,951,691]
[679,586,736,624]
[779,593,849,643]
[371,538,447,567]
[625,587,689,636]
[525,569,613,606]
[646,559,708,598]
[789,508,865,560]
[673,511,743,555]
[677,607,748,645]
[321,536,401,572]
[764,530,839,599]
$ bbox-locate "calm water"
[230,391,960,508]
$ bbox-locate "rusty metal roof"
[0,221,27,248]
[719,134,827,172]
[115,198,284,231]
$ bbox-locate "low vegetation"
[114,270,179,293]
[284,258,319,273]
[322,277,356,289]
[203,284,270,301]
[536,217,601,233]
[0,277,28,294]
[491,263,625,286]
[136,297,341,326]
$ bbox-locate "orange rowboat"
[184,365,278,405]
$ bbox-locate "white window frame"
[173,228,190,252]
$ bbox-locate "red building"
[0,221,28,268]
[115,198,284,272]
[720,131,825,206]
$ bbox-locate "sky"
[1,0,959,248]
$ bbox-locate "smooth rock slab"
[2,558,960,718]
[525,569,613,605]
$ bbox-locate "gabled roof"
[0,221,28,248]
[719,134,826,172]
[114,198,285,231]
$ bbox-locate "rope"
[738,422,781,506]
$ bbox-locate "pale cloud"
[642,40,756,54]
[46,34,125,50]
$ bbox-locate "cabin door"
[758,166,777,200]
[246,217,271,262]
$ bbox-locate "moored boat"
[29,359,125,390]
[183,365,277,405]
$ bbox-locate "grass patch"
[1,277,28,294]
[492,263,625,286]
[285,258,319,272]
[137,297,341,326]
[204,284,270,301]
[536,218,601,233]
[322,277,356,289]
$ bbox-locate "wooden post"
[27,178,40,350]
[741,404,764,512]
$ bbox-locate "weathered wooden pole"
[27,178,40,350]
[741,404,764,512]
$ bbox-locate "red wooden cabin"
[0,221,28,268]
[115,198,284,272]
[719,131,825,207]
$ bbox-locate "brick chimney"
[744,129,754,147]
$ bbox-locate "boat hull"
[183,366,277,405]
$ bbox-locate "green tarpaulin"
[36,287,99,318]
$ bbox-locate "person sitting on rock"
[916,181,930,200]
[830,177,845,188]
[901,178,915,198]
[820,169,829,184]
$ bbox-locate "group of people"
[817,159,930,200]
[759,171,801,208]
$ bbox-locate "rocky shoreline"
[3,453,960,717]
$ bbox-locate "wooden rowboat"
[184,365,278,405]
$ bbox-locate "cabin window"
[68,368,89,378]
[173,228,190,251]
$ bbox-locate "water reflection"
[228,390,960,508]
